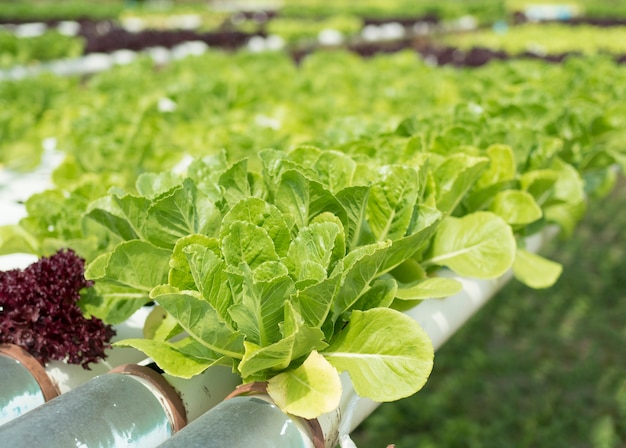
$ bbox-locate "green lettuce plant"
[77,143,542,418]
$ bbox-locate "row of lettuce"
[5,19,626,70]
[3,0,626,22]
[0,30,85,69]
[442,22,626,56]
[0,0,510,24]
[275,0,626,20]
[2,48,625,418]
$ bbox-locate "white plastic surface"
[0,41,210,81]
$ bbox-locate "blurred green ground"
[353,178,626,447]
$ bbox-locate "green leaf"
[260,149,309,184]
[79,283,150,325]
[135,171,183,199]
[0,225,39,255]
[407,203,442,237]
[323,205,435,323]
[367,165,419,241]
[431,126,475,156]
[391,270,462,313]
[489,190,543,226]
[280,302,328,363]
[274,169,346,232]
[288,145,322,166]
[284,221,342,283]
[335,186,369,250]
[85,189,150,242]
[313,150,356,193]
[12,184,107,261]
[228,263,295,346]
[395,277,463,300]
[187,151,229,185]
[274,169,310,230]
[85,240,171,291]
[543,159,586,236]
[463,180,518,212]
[475,144,516,190]
[350,277,398,312]
[267,350,342,419]
[238,302,327,380]
[519,169,559,206]
[395,115,420,137]
[153,289,245,359]
[143,178,221,249]
[323,308,433,402]
[513,248,563,289]
[187,152,230,201]
[114,337,221,378]
[218,159,254,209]
[434,154,489,214]
[332,241,392,319]
[42,235,101,262]
[171,335,231,366]
[426,211,516,279]
[222,221,279,270]
[606,149,626,175]
[380,205,442,273]
[184,243,233,326]
[142,305,181,341]
[84,251,112,280]
[310,212,346,272]
[527,137,563,171]
[389,258,427,284]
[305,176,349,228]
[82,241,171,323]
[220,197,291,257]
[583,166,617,199]
[168,234,220,290]
[290,275,341,328]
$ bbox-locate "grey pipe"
[156,395,317,448]
[0,364,186,447]
[0,344,59,425]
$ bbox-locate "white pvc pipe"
[0,41,210,81]
[0,137,61,227]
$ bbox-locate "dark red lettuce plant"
[0,249,114,369]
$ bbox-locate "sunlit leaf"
[267,350,342,419]
[426,212,516,279]
[323,309,433,402]
[513,248,563,289]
